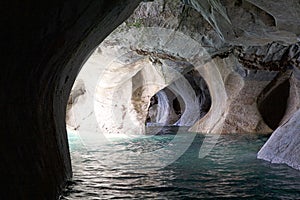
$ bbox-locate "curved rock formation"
[147,90,173,125]
[190,55,275,134]
[257,108,300,170]
[2,0,300,198]
[169,76,201,126]
[68,0,300,168]
[68,50,203,135]
[257,66,300,170]
[66,20,212,135]
[94,58,173,135]
[1,1,141,199]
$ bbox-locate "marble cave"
[1,0,300,199]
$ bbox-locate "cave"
[145,89,190,126]
[144,73,211,127]
[145,89,184,126]
[258,79,290,130]
[2,0,300,199]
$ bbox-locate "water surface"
[62,129,300,199]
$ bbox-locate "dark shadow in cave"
[258,79,290,130]
[173,96,182,116]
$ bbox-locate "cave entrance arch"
[1,1,143,199]
[3,1,300,199]
[65,24,214,138]
[145,88,185,126]
[145,74,212,128]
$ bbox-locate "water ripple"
[61,130,300,199]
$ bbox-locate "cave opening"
[144,70,212,128]
[61,1,300,199]
[258,79,290,130]
[3,0,300,199]
[145,87,185,126]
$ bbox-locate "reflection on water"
[61,128,300,199]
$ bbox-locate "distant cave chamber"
[146,72,211,127]
[145,88,184,126]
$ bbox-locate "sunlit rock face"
[189,41,300,134]
[121,0,300,170]
[94,58,175,135]
[67,47,206,135]
[146,79,204,127]
[258,108,300,171]
[66,1,216,135]
[190,55,276,134]
[67,0,300,169]
[147,90,174,125]
[68,0,300,136]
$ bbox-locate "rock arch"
[67,26,212,136]
[1,1,141,199]
[2,1,300,199]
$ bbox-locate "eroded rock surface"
[67,48,205,135]
[257,108,300,170]
[281,66,300,124]
[257,66,300,170]
[68,0,300,135]
[66,0,300,170]
[190,55,275,134]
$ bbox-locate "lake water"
[61,128,300,199]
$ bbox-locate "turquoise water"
[62,129,300,199]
